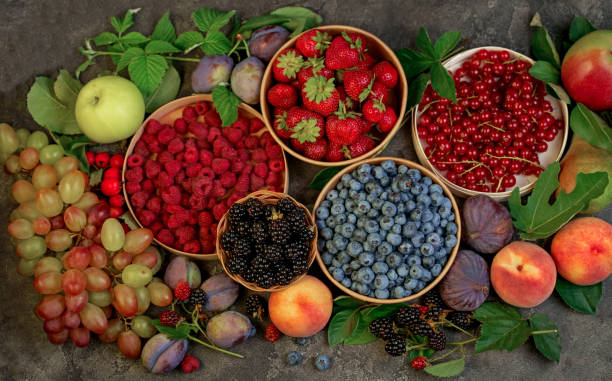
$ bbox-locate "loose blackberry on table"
[394,306,421,327]
[384,333,407,356]
[447,311,475,330]
[428,329,447,351]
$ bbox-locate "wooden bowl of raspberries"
[122,94,289,260]
[260,25,408,166]
[412,46,569,200]
[216,190,317,292]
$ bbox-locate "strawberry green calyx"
[277,50,304,79]
[334,100,361,120]
[372,98,386,113]
[304,57,326,74]
[275,113,289,132]
[312,31,332,52]
[341,31,365,59]
[359,74,376,102]
[290,118,321,143]
[304,75,336,104]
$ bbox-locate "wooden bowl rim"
[260,24,408,167]
[122,94,290,261]
[312,156,462,304]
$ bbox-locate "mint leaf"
[175,31,205,53]
[117,47,144,71]
[151,11,176,43]
[529,314,561,362]
[193,8,235,33]
[310,166,346,190]
[111,8,140,35]
[396,48,433,78]
[92,32,118,46]
[202,31,232,55]
[424,358,465,377]
[473,302,531,353]
[434,31,462,59]
[529,61,560,84]
[145,66,181,113]
[416,27,437,59]
[128,54,168,96]
[569,16,596,42]
[430,62,456,104]
[120,31,148,47]
[407,72,429,111]
[145,40,181,55]
[27,75,82,135]
[211,86,241,126]
[327,309,357,346]
[570,103,612,153]
[555,277,603,315]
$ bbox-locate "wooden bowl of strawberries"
[260,25,408,166]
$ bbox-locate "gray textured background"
[1,1,611,380]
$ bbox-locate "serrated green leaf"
[434,31,462,59]
[555,277,603,315]
[27,76,82,135]
[111,8,140,35]
[120,211,140,230]
[211,86,241,126]
[89,168,104,187]
[237,15,290,35]
[531,26,560,68]
[175,31,205,53]
[116,47,144,72]
[416,27,437,59]
[546,83,571,104]
[424,358,465,377]
[128,54,168,96]
[473,303,531,353]
[50,132,91,173]
[569,16,596,42]
[271,6,322,30]
[310,166,346,190]
[151,11,176,43]
[344,311,378,345]
[430,62,456,104]
[361,304,407,323]
[333,296,367,309]
[192,8,235,33]
[529,61,560,84]
[407,72,430,111]
[508,163,608,239]
[120,31,148,46]
[529,314,561,362]
[328,309,357,346]
[473,302,523,322]
[106,43,124,64]
[92,32,118,46]
[410,348,435,360]
[201,31,232,55]
[53,69,82,105]
[395,48,434,78]
[145,65,180,113]
[151,319,196,340]
[570,103,612,153]
[145,40,180,55]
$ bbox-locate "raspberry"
[411,356,427,370]
[182,106,197,123]
[211,180,226,198]
[145,119,163,135]
[254,162,269,178]
[142,180,154,195]
[204,109,222,127]
[233,116,249,134]
[194,101,209,115]
[265,171,281,186]
[265,144,282,159]
[109,194,125,208]
[242,163,253,176]
[180,178,193,193]
[187,210,198,225]
[220,171,237,188]
[192,176,213,197]
[175,226,196,244]
[141,133,157,145]
[157,229,175,246]
[198,211,213,226]
[148,140,162,153]
[125,181,142,194]
[225,191,244,207]
[231,160,245,173]
[189,194,205,211]
[185,138,197,149]
[201,238,214,253]
[249,118,265,133]
[138,210,156,227]
[185,163,202,177]
[127,154,144,168]
[221,147,238,161]
[265,323,281,342]
[173,118,188,134]
[235,174,250,193]
[134,141,150,157]
[167,137,185,154]
[213,137,230,157]
[199,150,214,167]
[212,158,230,175]
[164,160,182,176]
[244,136,260,149]
[144,160,161,178]
[196,139,211,150]
[180,146,197,164]
[125,167,144,182]
[222,127,243,144]
[158,125,177,145]
[161,186,182,205]
[251,148,267,162]
[189,121,208,140]
[110,154,124,168]
[180,354,200,373]
[212,203,228,221]
[157,171,174,188]
[131,191,149,209]
[207,127,221,143]
[269,158,285,172]
[237,149,249,162]
[150,221,163,235]
[146,196,162,214]
[250,174,265,191]
[199,225,211,239]
[260,131,276,147]
[159,310,180,327]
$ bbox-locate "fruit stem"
[242,39,250,58]
[484,153,543,169]
[531,329,558,335]
[428,345,461,363]
[405,343,428,351]
[478,121,505,132]
[187,334,244,358]
[440,319,475,337]
[448,337,478,346]
[85,50,201,63]
[228,39,242,57]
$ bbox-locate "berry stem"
[478,121,505,132]
[484,153,543,169]
[186,334,245,358]
[83,49,201,62]
[427,346,462,363]
[404,343,428,351]
[440,318,475,337]
[531,329,558,335]
[448,337,478,346]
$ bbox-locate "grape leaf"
[434,31,462,59]
[508,162,608,240]
[193,8,235,33]
[175,31,205,53]
[555,277,603,315]
[529,61,560,84]
[128,54,168,96]
[310,166,346,190]
[424,358,465,377]
[430,62,456,104]
[396,48,434,78]
[327,309,357,346]
[211,86,241,126]
[473,303,531,353]
[569,16,596,42]
[89,168,104,187]
[529,314,561,362]
[570,103,612,153]
[416,27,437,59]
[54,69,82,105]
[151,11,176,43]
[202,31,232,55]
[145,65,180,113]
[145,40,181,55]
[407,72,430,111]
[27,74,82,135]
[49,133,91,173]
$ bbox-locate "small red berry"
[174,281,191,300]
[103,167,121,180]
[109,154,124,168]
[101,178,121,196]
[109,206,123,218]
[265,323,281,342]
[411,356,427,370]
[86,151,95,165]
[180,354,200,373]
[127,154,144,168]
[109,194,124,208]
[95,152,110,168]
[159,310,180,327]
[418,305,429,315]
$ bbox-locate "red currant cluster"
[86,151,125,217]
[417,48,562,192]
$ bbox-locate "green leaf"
[361,304,407,323]
[531,26,560,68]
[128,54,168,96]
[271,6,322,30]
[416,27,437,59]
[430,62,456,104]
[50,133,91,172]
[344,311,378,345]
[237,15,290,35]
[555,277,603,315]
[120,31,148,46]
[111,8,140,35]
[175,31,205,53]
[410,348,435,360]
[434,31,462,59]
[211,86,241,126]
[546,83,571,104]
[395,48,434,78]
[529,61,560,84]
[54,69,82,105]
[201,31,232,55]
[508,163,609,239]
[529,314,561,362]
[89,168,104,187]
[333,296,367,309]
[75,60,93,79]
[151,319,197,340]
[310,166,346,190]
[286,18,307,38]
[570,103,612,153]
[92,32,118,46]
[327,309,357,346]
[473,303,531,353]
[424,358,465,378]
[192,8,235,33]
[120,211,140,230]
[106,43,124,64]
[27,76,82,135]
[145,40,181,55]
[145,65,181,113]
[151,12,176,43]
[407,72,430,111]
[116,47,144,72]
[569,16,596,42]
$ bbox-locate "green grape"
[15,128,30,149]
[9,208,24,222]
[5,154,21,174]
[88,290,112,307]
[39,144,64,165]
[58,170,86,204]
[133,286,150,314]
[12,179,36,203]
[35,188,64,217]
[101,218,124,251]
[63,206,87,232]
[34,257,63,277]
[123,229,154,255]
[131,315,156,338]
[121,264,152,288]
[8,218,35,239]
[19,147,39,170]
[18,201,44,221]
[32,164,58,189]
[54,156,79,179]
[45,229,73,252]
[17,257,39,277]
[71,192,99,212]
[26,130,49,151]
[17,236,47,259]
[0,123,19,157]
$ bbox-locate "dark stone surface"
[0,0,611,380]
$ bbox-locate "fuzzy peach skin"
[551,217,612,286]
[491,241,557,308]
[268,275,332,337]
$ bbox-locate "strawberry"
[297,57,334,86]
[378,107,398,132]
[267,83,298,108]
[304,138,328,161]
[325,142,347,162]
[368,81,389,103]
[325,101,363,145]
[325,32,364,70]
[362,98,386,123]
[348,135,375,158]
[343,68,374,101]
[337,86,356,111]
[301,75,340,116]
[286,107,324,143]
[373,61,399,88]
[273,49,304,82]
[361,118,374,134]
[356,52,376,69]
[273,109,293,139]
[290,138,306,152]
[296,29,332,57]
[344,32,367,53]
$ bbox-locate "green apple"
[75,76,145,143]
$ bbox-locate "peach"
[491,241,557,308]
[268,275,332,337]
[551,217,612,286]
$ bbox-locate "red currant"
[95,152,110,168]
[101,178,121,196]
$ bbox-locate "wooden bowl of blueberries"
[312,157,461,304]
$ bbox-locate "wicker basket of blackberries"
[217,190,318,291]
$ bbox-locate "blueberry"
[379,216,394,231]
[356,174,371,185]
[322,252,333,265]
[341,263,351,274]
[339,188,349,199]
[392,286,406,299]
[330,203,345,216]
[407,168,422,181]
[320,200,332,209]
[314,354,331,371]
[421,222,434,234]
[317,239,325,251]
[381,160,397,173]
[396,203,406,214]
[386,232,402,246]
[440,219,448,228]
[387,268,399,281]
[407,255,422,266]
[435,248,448,259]
[294,337,308,345]
[422,177,432,186]
[388,192,402,204]
[357,163,371,176]
[385,253,402,268]
[344,199,356,213]
[372,261,389,274]
[429,184,443,195]
[416,194,431,206]
[391,180,401,193]
[372,166,385,179]
[349,179,363,191]
[410,265,424,279]
[373,274,390,289]
[448,213,455,221]
[398,241,413,255]
[426,232,442,247]
[414,280,426,292]
[355,281,370,295]
[421,209,434,223]
[332,235,348,250]
[349,259,361,270]
[391,224,402,235]
[379,176,391,187]
[436,227,444,236]
[398,165,408,174]
[422,256,435,267]
[398,176,411,192]
[410,208,423,221]
[364,181,376,194]
[394,213,407,225]
[405,200,417,211]
[411,232,425,247]
[402,222,419,238]
[375,288,390,299]
[331,259,342,268]
[325,216,336,229]
[366,232,382,247]
[348,190,360,200]
[366,208,380,219]
[331,268,345,281]
[351,272,359,282]
[340,223,355,238]
[321,227,333,240]
[325,240,339,254]
[355,200,371,215]
[334,214,348,227]
[359,252,375,267]
[397,264,409,277]
[420,242,435,256]
[316,220,326,230]
[340,173,353,185]
[438,205,452,219]
[410,183,425,195]
[431,264,442,277]
[445,235,458,248]
[341,277,353,288]
[346,241,363,257]
[336,251,351,264]
[374,250,387,262]
[431,213,441,227]
[327,189,339,201]
[357,216,368,229]
[287,351,303,365]
[404,278,418,290]
[352,228,367,242]
[347,214,357,224]
[377,242,393,256]
[363,241,374,253]
[446,222,458,235]
[372,198,384,210]
[316,207,330,220]
[357,267,375,284]
[421,269,433,282]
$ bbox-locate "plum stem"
[531,329,558,335]
[187,335,244,358]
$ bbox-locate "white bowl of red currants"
[411,46,569,200]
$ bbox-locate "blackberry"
[428,330,446,351]
[291,256,309,276]
[159,310,179,327]
[243,268,257,283]
[245,198,265,219]
[228,203,248,221]
[410,321,434,337]
[231,238,252,258]
[287,242,308,259]
[395,307,421,327]
[277,197,298,214]
[264,244,283,262]
[274,263,294,285]
[384,334,406,356]
[423,289,444,308]
[264,204,275,218]
[369,318,394,340]
[228,255,248,275]
[246,294,266,320]
[221,229,239,251]
[294,225,315,243]
[233,219,252,238]
[257,271,274,289]
[425,304,444,322]
[285,209,306,231]
[269,218,290,245]
[447,311,475,330]
[251,221,268,244]
[189,288,207,306]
